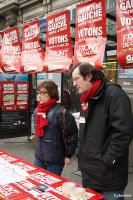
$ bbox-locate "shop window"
[103,62,117,83]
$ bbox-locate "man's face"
[72,67,92,94]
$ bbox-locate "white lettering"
[120,17,133,26]
[78,26,102,38]
[48,19,67,32]
[120,0,133,11]
[49,49,68,57]
[78,8,102,23]
[126,54,133,63]
[49,35,68,45]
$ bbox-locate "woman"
[35,80,78,176]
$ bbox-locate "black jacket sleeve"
[102,86,133,168]
[64,111,78,158]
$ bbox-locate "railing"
[0,0,18,9]
[107,0,116,11]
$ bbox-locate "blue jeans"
[98,190,125,200]
[34,157,64,176]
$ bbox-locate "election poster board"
[0,31,3,73]
[74,0,106,69]
[0,74,30,138]
[0,81,29,111]
[117,0,133,68]
[0,27,21,73]
[21,20,45,73]
[44,9,72,72]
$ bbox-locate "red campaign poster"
[16,82,29,110]
[0,31,3,49]
[0,27,21,73]
[1,81,16,111]
[74,0,106,69]
[117,0,133,68]
[0,31,3,72]
[44,9,72,72]
[0,183,35,200]
[0,153,19,164]
[21,20,44,73]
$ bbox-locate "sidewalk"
[0,136,133,199]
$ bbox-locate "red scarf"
[36,99,57,137]
[80,80,102,111]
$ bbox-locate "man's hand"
[64,157,71,166]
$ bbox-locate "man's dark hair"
[72,63,105,82]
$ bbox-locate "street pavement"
[0,136,133,200]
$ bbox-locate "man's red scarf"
[36,99,57,137]
[80,80,102,111]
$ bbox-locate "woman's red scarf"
[80,80,102,111]
[36,99,57,137]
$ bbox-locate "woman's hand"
[64,157,71,166]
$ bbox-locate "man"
[72,63,133,200]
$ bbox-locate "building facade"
[0,0,133,110]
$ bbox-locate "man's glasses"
[72,76,81,83]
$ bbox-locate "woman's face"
[37,87,51,104]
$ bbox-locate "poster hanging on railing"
[0,31,3,72]
[74,0,106,69]
[21,20,45,73]
[117,0,133,68]
[44,9,72,72]
[0,27,21,73]
[0,31,3,49]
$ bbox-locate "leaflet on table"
[0,158,29,185]
[14,179,59,200]
[14,178,71,200]
[29,171,62,186]
[13,161,37,174]
[0,151,19,163]
[0,183,35,200]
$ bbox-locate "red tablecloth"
[0,149,104,200]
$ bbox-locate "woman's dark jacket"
[79,79,133,191]
[35,104,78,166]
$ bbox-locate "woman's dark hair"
[38,80,59,100]
[72,63,105,82]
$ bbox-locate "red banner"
[1,81,16,111]
[0,27,21,73]
[44,10,72,72]
[21,20,44,73]
[117,0,133,68]
[0,31,3,49]
[74,0,106,69]
[16,82,29,110]
[0,31,3,73]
